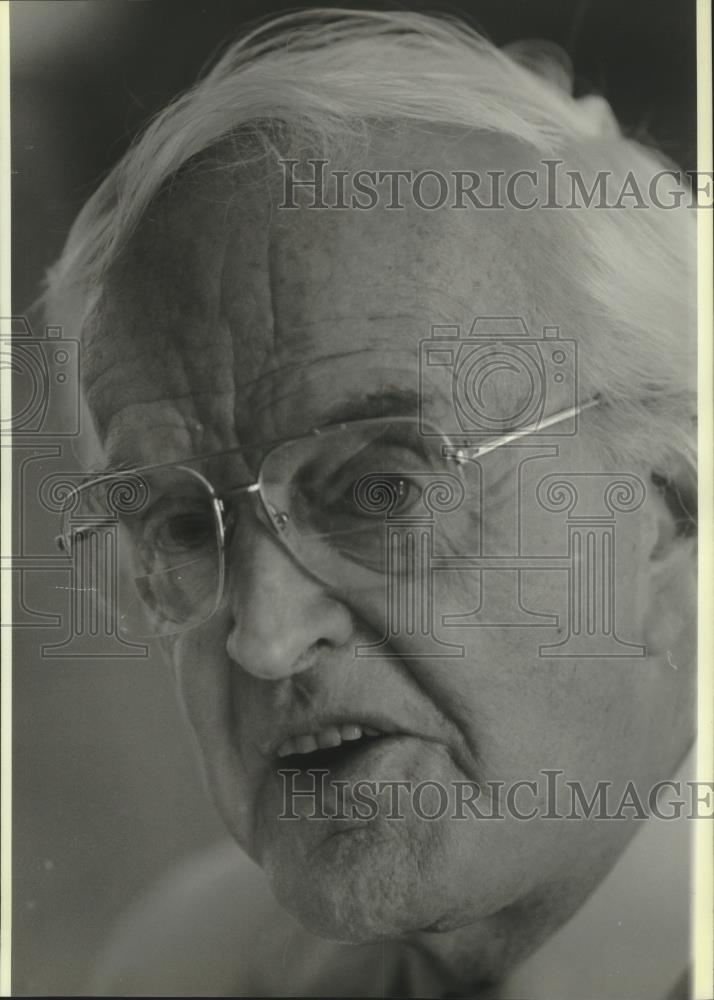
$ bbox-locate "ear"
[642,472,697,668]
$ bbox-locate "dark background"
[10,1,697,994]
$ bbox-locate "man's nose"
[224,524,354,681]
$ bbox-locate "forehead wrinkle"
[101,137,561,455]
[265,202,279,361]
[234,344,430,425]
[219,178,276,432]
[102,413,202,469]
[85,167,248,452]
[231,307,451,398]
[234,347,376,391]
[218,165,536,430]
[235,353,375,425]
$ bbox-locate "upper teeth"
[276,724,380,758]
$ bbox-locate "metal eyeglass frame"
[56,396,600,635]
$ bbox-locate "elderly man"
[45,10,697,998]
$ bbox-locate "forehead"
[82,129,569,467]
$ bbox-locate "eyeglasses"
[56,399,599,639]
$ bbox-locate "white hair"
[43,8,696,504]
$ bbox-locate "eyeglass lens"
[62,420,478,638]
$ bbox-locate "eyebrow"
[320,388,423,426]
[94,388,427,477]
[90,455,134,478]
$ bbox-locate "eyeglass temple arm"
[54,398,601,551]
[55,517,120,553]
[444,396,601,463]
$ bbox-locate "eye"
[160,512,214,550]
[330,471,423,519]
[287,430,438,538]
[141,506,216,555]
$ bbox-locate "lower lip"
[274,734,404,783]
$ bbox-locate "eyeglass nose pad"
[266,505,290,531]
[224,493,289,540]
[239,489,289,537]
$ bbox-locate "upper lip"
[259,711,406,759]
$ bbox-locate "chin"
[272,875,417,944]
[264,821,444,943]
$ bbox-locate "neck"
[401,861,623,997]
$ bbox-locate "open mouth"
[275,729,389,775]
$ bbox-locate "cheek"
[160,616,234,762]
[422,561,655,779]
[432,646,650,787]
[161,616,263,851]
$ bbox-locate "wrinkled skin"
[81,130,696,988]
